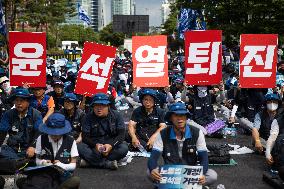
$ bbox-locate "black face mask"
[279,69,284,74]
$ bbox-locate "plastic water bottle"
[231,123,238,144]
[217,184,225,189]
[138,144,148,154]
[270,169,278,178]
[99,146,106,153]
[223,125,228,139]
[175,91,181,102]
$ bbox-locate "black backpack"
[272,134,284,168]
[207,144,233,164]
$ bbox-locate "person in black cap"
[147,102,217,187]
[60,93,85,143]
[0,88,43,173]
[128,88,166,151]
[48,80,65,111]
[78,93,128,170]
[17,113,80,189]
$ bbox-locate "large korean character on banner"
[9,32,46,87]
[74,42,116,97]
[133,35,168,87]
[185,30,222,85]
[239,34,278,88]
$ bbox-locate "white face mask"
[267,103,278,111]
[2,82,11,94]
[197,87,207,98]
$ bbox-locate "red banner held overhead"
[239,34,278,88]
[133,35,169,87]
[9,32,46,87]
[185,30,222,85]
[74,42,116,97]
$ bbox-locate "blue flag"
[178,9,206,39]
[0,0,6,36]
[178,9,190,39]
[78,3,91,25]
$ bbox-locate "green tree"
[58,24,101,46]
[3,0,76,48]
[99,24,125,47]
[164,0,284,44]
[163,2,179,35]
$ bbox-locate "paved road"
[77,135,273,189]
[1,107,276,189]
[1,135,275,189]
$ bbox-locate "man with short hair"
[78,93,128,170]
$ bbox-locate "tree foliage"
[164,0,284,44]
[58,24,101,46]
[99,24,125,47]
[3,0,76,32]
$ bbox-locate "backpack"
[207,144,233,164]
[22,169,60,189]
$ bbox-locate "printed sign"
[9,32,46,87]
[75,42,116,96]
[239,34,278,88]
[185,30,222,85]
[133,35,169,87]
[159,165,203,189]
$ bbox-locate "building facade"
[90,0,99,31]
[161,0,175,25]
[64,0,137,31]
[112,0,136,16]
[98,0,112,30]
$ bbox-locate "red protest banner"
[184,30,222,85]
[74,42,116,97]
[133,35,169,87]
[9,32,46,87]
[239,34,278,88]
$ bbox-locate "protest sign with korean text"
[133,35,168,87]
[74,42,116,96]
[159,165,203,189]
[185,30,222,85]
[9,32,46,87]
[239,34,278,88]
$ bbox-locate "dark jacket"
[82,109,126,148]
[0,107,42,150]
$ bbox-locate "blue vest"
[6,107,40,150]
[259,111,275,141]
[30,95,50,117]
[161,126,199,165]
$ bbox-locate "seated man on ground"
[0,88,42,174]
[78,93,128,170]
[252,93,281,154]
[128,88,166,151]
[148,102,217,187]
